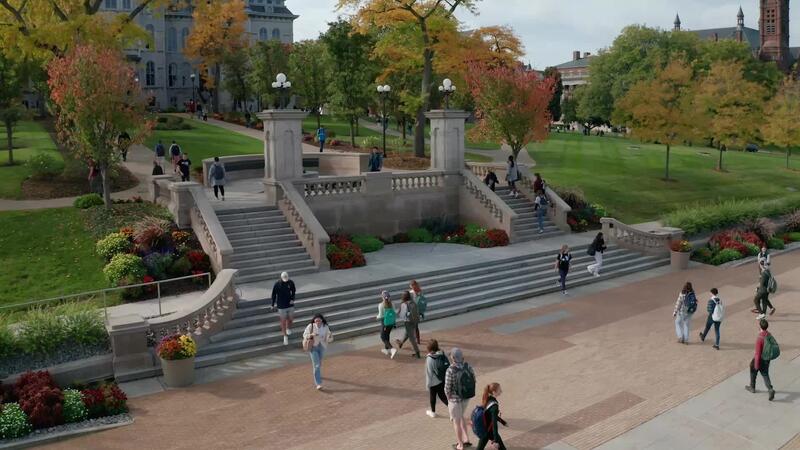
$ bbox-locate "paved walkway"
[198,115,321,154]
[44,251,800,449]
[0,144,153,211]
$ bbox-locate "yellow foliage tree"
[763,76,800,170]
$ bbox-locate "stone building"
[100,0,297,111]
[552,51,595,96]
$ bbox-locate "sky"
[290,0,800,69]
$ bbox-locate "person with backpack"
[445,347,475,450]
[409,280,427,343]
[752,262,776,319]
[484,170,499,192]
[506,155,520,198]
[534,190,549,234]
[317,126,326,152]
[699,288,723,350]
[533,172,545,193]
[425,339,449,418]
[154,140,166,166]
[673,282,697,344]
[474,383,508,450]
[745,319,777,401]
[302,314,334,390]
[757,246,770,274]
[554,244,572,295]
[586,232,606,277]
[208,156,226,201]
[376,290,397,358]
[271,271,296,346]
[169,140,182,173]
[368,146,383,172]
[396,291,421,358]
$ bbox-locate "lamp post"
[377,84,391,156]
[438,78,456,110]
[271,73,292,109]
[190,73,196,116]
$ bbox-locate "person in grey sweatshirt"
[425,339,449,418]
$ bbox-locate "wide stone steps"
[493,187,562,242]
[193,245,668,367]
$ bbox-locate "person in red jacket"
[745,319,775,401]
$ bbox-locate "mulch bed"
[20,166,139,200]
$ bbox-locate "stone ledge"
[1,353,113,387]
[0,414,133,450]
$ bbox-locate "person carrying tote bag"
[302,314,334,390]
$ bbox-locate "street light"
[190,73,196,116]
[438,78,456,110]
[271,73,291,109]
[377,84,391,156]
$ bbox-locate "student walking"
[745,319,778,401]
[534,190,549,234]
[208,156,226,201]
[673,281,698,344]
[396,291,421,358]
[271,272,296,346]
[586,232,606,277]
[555,245,572,295]
[757,247,770,274]
[533,172,545,193]
[154,140,166,166]
[445,348,476,450]
[752,263,776,319]
[425,339,450,418]
[475,383,508,450]
[699,288,723,350]
[506,155,520,198]
[368,146,383,172]
[178,153,192,182]
[376,291,397,358]
[151,160,164,176]
[317,126,326,152]
[169,140,181,173]
[302,314,334,390]
[484,170,499,191]
[409,280,427,343]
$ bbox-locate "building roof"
[247,5,298,18]
[553,56,595,70]
[689,26,760,52]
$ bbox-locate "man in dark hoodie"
[272,271,296,346]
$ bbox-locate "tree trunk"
[787,147,791,169]
[316,110,321,130]
[718,145,724,171]
[100,163,112,208]
[4,121,13,165]
[414,22,434,158]
[212,64,221,113]
[401,117,406,144]
[349,116,356,148]
[665,143,671,180]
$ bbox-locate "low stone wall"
[1,354,113,388]
[200,153,369,187]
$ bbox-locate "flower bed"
[0,370,128,443]
[326,234,367,270]
[692,227,800,266]
[663,197,800,236]
[552,187,607,232]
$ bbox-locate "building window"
[181,63,191,87]
[168,63,177,88]
[104,0,117,9]
[167,27,177,52]
[259,28,268,41]
[145,24,155,49]
[122,0,131,9]
[145,62,155,86]
[181,27,189,50]
[272,29,280,40]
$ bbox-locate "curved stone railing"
[391,171,445,190]
[298,176,365,198]
[460,168,517,238]
[600,217,684,256]
[278,181,331,270]
[189,187,233,272]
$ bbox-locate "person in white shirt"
[302,314,334,390]
[376,291,397,358]
[757,247,770,274]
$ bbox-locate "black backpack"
[213,165,225,180]
[684,291,698,314]
[431,353,450,381]
[406,300,420,324]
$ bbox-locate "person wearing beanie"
[271,272,296,346]
[445,347,476,449]
[376,290,398,358]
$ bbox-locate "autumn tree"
[763,76,800,169]
[0,53,26,165]
[615,59,698,181]
[543,66,563,122]
[338,0,479,157]
[184,0,247,113]
[247,40,291,110]
[466,64,554,160]
[695,61,766,171]
[288,40,332,128]
[48,44,151,207]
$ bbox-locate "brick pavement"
[43,252,800,450]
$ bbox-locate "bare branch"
[48,0,68,21]
[126,0,155,22]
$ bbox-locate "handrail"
[189,186,233,272]
[278,181,331,270]
[460,168,517,237]
[600,217,683,256]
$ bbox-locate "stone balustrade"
[460,169,517,238]
[600,217,684,256]
[391,171,445,191]
[277,181,331,270]
[298,176,365,198]
[189,188,234,273]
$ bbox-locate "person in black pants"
[424,339,449,418]
[178,153,192,182]
[555,244,572,295]
[746,319,776,401]
[477,383,508,450]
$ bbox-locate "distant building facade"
[552,51,595,96]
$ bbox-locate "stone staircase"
[216,206,317,284]
[194,244,668,367]
[494,186,563,241]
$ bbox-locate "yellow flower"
[178,334,198,357]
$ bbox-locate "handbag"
[302,335,314,352]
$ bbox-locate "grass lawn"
[144,119,263,163]
[527,133,800,223]
[0,121,64,199]
[303,116,381,140]
[465,152,493,163]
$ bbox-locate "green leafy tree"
[763,76,800,169]
[221,48,251,111]
[247,40,291,110]
[572,85,609,132]
[288,40,332,128]
[0,53,26,165]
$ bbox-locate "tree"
[288,40,332,128]
[543,66,562,122]
[247,40,291,110]
[322,20,376,148]
[184,0,248,113]
[339,0,479,157]
[762,76,800,169]
[47,44,151,207]
[466,63,554,160]
[695,61,767,171]
[221,48,251,111]
[615,60,698,181]
[0,53,25,165]
[571,86,608,132]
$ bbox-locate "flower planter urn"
[160,357,195,387]
[670,250,690,271]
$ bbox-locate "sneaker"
[562,290,568,295]
[316,384,323,390]
[594,272,601,277]
[745,385,756,393]
[587,267,594,275]
[286,328,292,336]
[713,345,719,350]
[222,197,225,201]
[538,230,544,234]
[769,307,776,316]
[283,335,288,346]
[757,314,766,320]
[769,389,775,401]
[394,339,403,349]
[677,338,684,344]
[381,349,390,355]
[390,348,397,359]
[751,308,760,313]
[699,332,705,342]
[426,410,436,418]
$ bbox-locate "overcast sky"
[290,0,800,69]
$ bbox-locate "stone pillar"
[426,110,470,174]
[257,109,309,205]
[106,314,154,376]
[168,181,200,228]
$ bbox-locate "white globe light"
[443,78,452,88]
[284,81,291,88]
[384,85,391,92]
[451,85,456,91]
[377,85,383,92]
[276,73,287,83]
[271,82,279,88]
[438,86,444,92]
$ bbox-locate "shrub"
[26,153,61,180]
[133,217,172,252]
[692,247,713,263]
[13,371,56,400]
[186,250,211,271]
[552,187,588,209]
[156,334,197,360]
[351,234,384,253]
[14,372,63,430]
[326,234,366,270]
[0,403,32,439]
[154,115,192,130]
[785,232,800,242]
[96,232,132,261]
[99,384,128,415]
[742,218,776,243]
[393,232,410,243]
[61,306,107,347]
[171,230,191,246]
[73,193,104,209]
[0,316,17,360]
[663,196,800,235]
[408,227,434,243]
[17,309,66,355]
[142,252,173,280]
[421,217,460,236]
[744,242,760,256]
[486,229,509,247]
[785,210,800,232]
[103,253,147,286]
[62,389,88,423]
[468,233,492,248]
[710,248,743,265]
[767,237,785,250]
[168,256,192,277]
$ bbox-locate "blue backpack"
[684,291,698,314]
[470,402,496,440]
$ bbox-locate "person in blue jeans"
[534,190,548,234]
[317,127,326,152]
[302,314,334,390]
[699,288,723,349]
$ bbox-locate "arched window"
[168,63,177,87]
[145,24,155,49]
[181,63,191,87]
[167,27,177,52]
[272,29,280,40]
[180,27,189,50]
[145,61,155,86]
[259,28,268,41]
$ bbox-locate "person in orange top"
[745,319,775,401]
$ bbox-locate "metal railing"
[2,273,212,320]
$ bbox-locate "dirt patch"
[383,155,431,170]
[21,166,139,200]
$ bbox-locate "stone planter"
[160,357,195,387]
[670,250,691,271]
